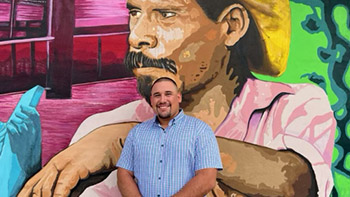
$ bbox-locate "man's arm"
[173,168,217,197]
[117,168,141,197]
[18,122,138,197]
[216,137,317,197]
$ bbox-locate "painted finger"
[18,169,45,197]
[7,123,19,135]
[21,105,39,117]
[15,110,30,120]
[11,116,24,125]
[41,164,63,197]
[22,122,29,132]
[53,164,89,197]
[32,165,59,197]
[10,119,27,133]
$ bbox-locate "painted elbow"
[280,151,317,197]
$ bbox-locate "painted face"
[125,0,229,98]
[150,80,182,120]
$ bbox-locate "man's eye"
[129,10,141,18]
[160,11,176,18]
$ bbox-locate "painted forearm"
[75,122,139,166]
[216,137,315,196]
[18,122,139,197]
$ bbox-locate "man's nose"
[159,94,167,103]
[129,15,158,50]
[160,95,165,102]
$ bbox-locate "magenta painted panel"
[0,3,43,22]
[0,3,10,21]
[16,4,44,21]
[75,0,128,27]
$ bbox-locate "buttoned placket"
[157,123,167,196]
[157,120,176,197]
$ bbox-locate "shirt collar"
[237,78,295,109]
[215,78,295,139]
[229,78,295,124]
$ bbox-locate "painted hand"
[0,85,43,197]
[7,105,42,173]
[18,122,137,197]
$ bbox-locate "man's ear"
[178,92,182,103]
[217,4,250,47]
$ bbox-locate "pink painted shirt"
[74,78,335,197]
[214,78,336,197]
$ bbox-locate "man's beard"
[124,51,178,103]
[157,105,172,119]
[159,113,171,119]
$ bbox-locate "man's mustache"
[124,51,177,74]
[157,102,170,108]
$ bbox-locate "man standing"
[117,77,222,196]
[19,0,335,196]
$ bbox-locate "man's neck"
[157,110,180,129]
[159,121,169,129]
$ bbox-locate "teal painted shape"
[0,85,44,197]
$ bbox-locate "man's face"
[150,80,182,120]
[125,0,229,97]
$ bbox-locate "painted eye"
[129,10,141,18]
[160,11,176,18]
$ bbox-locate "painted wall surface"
[257,1,350,196]
[0,0,349,196]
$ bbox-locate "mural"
[0,85,43,196]
[0,0,349,196]
[257,1,350,196]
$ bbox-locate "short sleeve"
[116,126,136,171]
[274,84,336,197]
[194,122,223,171]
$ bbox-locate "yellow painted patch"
[220,152,237,173]
[183,50,191,59]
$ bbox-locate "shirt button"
[158,195,160,197]
[160,160,163,163]
[158,177,161,180]
[161,144,164,147]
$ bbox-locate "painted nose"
[129,15,158,50]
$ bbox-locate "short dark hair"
[150,77,178,93]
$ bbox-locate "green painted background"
[255,1,350,196]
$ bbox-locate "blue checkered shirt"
[117,110,222,196]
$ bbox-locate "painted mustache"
[124,51,177,74]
